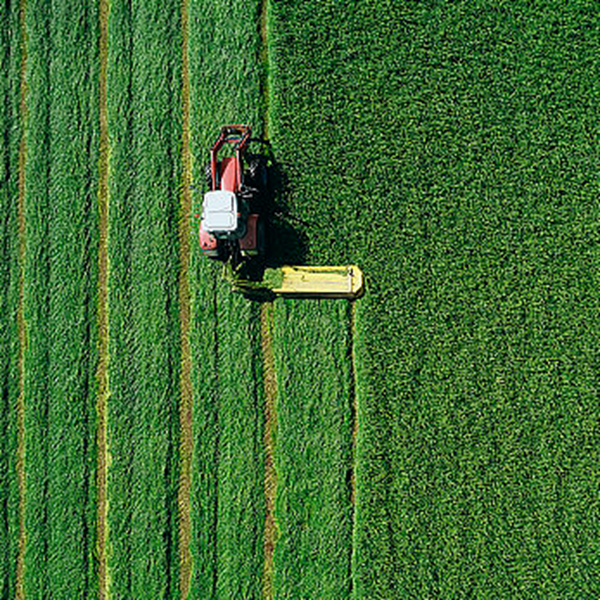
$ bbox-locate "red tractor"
[199,125,267,261]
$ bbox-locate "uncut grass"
[22,0,100,596]
[21,0,51,593]
[271,300,354,599]
[106,0,182,597]
[0,1,22,596]
[188,1,265,597]
[269,1,600,597]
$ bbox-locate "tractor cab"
[201,190,247,240]
[199,125,267,261]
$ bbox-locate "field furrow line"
[260,302,277,600]
[178,0,193,595]
[348,301,359,596]
[15,0,28,596]
[96,0,110,596]
[258,0,278,597]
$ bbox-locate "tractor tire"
[204,162,212,190]
[205,161,221,191]
[245,156,268,193]
[204,243,227,261]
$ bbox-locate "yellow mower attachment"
[269,265,363,299]
[230,265,364,300]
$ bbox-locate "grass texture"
[106,0,182,597]
[188,0,266,597]
[271,300,354,599]
[0,1,22,596]
[269,1,600,597]
[22,0,100,596]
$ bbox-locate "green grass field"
[106,0,182,596]
[22,0,99,596]
[1,0,599,598]
[269,1,600,597]
[0,1,22,596]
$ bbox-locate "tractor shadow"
[263,156,309,268]
[241,150,309,283]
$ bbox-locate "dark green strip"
[0,1,23,597]
[21,0,51,593]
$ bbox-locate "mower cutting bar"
[270,265,364,299]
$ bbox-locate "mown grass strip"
[104,1,135,593]
[258,1,277,596]
[178,0,193,595]
[270,300,354,599]
[348,302,358,596]
[260,302,277,600]
[188,1,265,597]
[23,0,100,597]
[96,0,110,596]
[106,0,182,597]
[0,1,25,597]
[45,0,99,595]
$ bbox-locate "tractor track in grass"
[16,0,27,596]
[260,302,277,600]
[259,0,277,598]
[96,0,110,597]
[178,0,193,595]
[348,301,359,595]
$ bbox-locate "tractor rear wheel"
[245,156,268,192]
[256,217,266,257]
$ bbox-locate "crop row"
[269,1,600,597]
[106,0,183,597]
[0,1,22,596]
[21,0,100,596]
[188,0,266,597]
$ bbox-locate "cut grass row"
[269,1,600,597]
[271,300,355,599]
[0,1,22,596]
[22,0,100,596]
[188,0,266,596]
[106,0,182,596]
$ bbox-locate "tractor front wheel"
[205,161,221,191]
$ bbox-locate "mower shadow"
[246,152,309,278]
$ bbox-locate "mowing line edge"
[260,302,277,600]
[348,301,359,598]
[178,0,193,595]
[96,0,110,597]
[259,0,278,597]
[16,0,28,596]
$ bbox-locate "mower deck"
[232,265,364,299]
